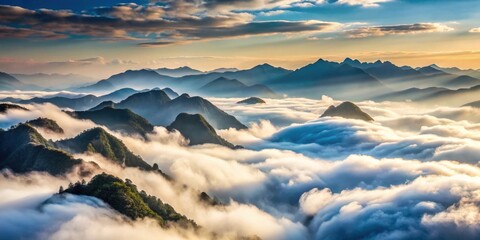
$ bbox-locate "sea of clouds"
[1,95,480,239]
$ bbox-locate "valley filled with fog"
[2,86,480,239]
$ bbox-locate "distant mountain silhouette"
[0,103,27,113]
[430,64,480,79]
[69,107,154,137]
[268,59,388,100]
[343,59,480,90]
[197,77,278,98]
[444,75,480,88]
[155,66,203,77]
[77,69,174,92]
[26,118,64,134]
[169,64,291,91]
[17,88,139,110]
[237,97,266,104]
[0,72,38,90]
[89,101,116,111]
[98,90,247,130]
[379,84,480,106]
[209,67,240,73]
[417,66,447,76]
[416,85,480,106]
[12,73,95,89]
[167,113,236,148]
[0,124,94,175]
[373,87,447,102]
[320,102,374,121]
[463,100,480,108]
[56,127,153,170]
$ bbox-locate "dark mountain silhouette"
[237,97,266,104]
[463,100,480,108]
[430,64,480,79]
[417,66,447,76]
[444,75,480,88]
[61,173,194,227]
[0,124,94,175]
[268,59,388,100]
[161,87,179,99]
[343,59,480,89]
[17,88,139,110]
[55,127,153,170]
[69,107,154,137]
[0,103,28,113]
[89,101,116,111]
[197,77,278,98]
[373,87,447,102]
[77,69,174,92]
[116,89,172,114]
[98,90,247,130]
[167,113,236,148]
[0,72,37,90]
[150,93,247,129]
[343,58,389,69]
[155,66,203,77]
[320,101,374,121]
[98,88,139,102]
[416,85,480,106]
[26,118,64,134]
[169,64,291,91]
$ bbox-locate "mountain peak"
[26,118,64,134]
[343,57,361,64]
[237,97,266,105]
[179,93,191,98]
[56,127,154,170]
[320,101,374,121]
[251,63,275,71]
[167,113,237,148]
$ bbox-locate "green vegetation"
[0,124,92,175]
[0,103,27,113]
[62,173,195,227]
[56,127,153,170]
[26,118,64,133]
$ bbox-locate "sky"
[0,0,479,78]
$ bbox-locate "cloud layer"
[2,96,480,239]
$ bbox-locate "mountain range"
[76,69,175,93]
[9,88,139,110]
[68,107,154,137]
[12,73,95,89]
[268,59,389,100]
[4,58,480,105]
[0,72,39,91]
[92,89,247,130]
[197,77,278,98]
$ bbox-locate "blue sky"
[0,0,478,77]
